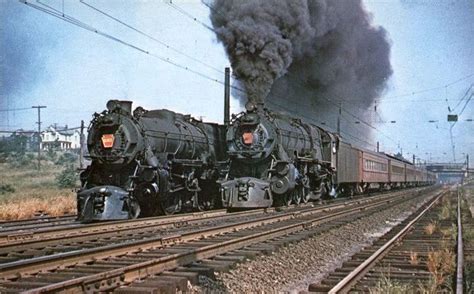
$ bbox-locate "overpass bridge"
[421,162,473,184]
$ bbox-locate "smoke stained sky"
[0,0,472,164]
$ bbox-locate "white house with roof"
[41,125,81,150]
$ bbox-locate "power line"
[452,84,473,111]
[20,0,238,94]
[166,1,215,32]
[284,73,399,146]
[0,130,37,134]
[201,0,225,18]
[380,73,474,101]
[0,107,33,112]
[79,0,224,74]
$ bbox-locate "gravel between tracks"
[193,194,435,293]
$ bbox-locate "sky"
[0,0,473,165]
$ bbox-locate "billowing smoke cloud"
[210,0,392,126]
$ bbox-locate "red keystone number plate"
[101,134,115,148]
[242,132,253,145]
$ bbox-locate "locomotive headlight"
[101,134,115,148]
[242,131,254,145]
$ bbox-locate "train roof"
[385,153,414,165]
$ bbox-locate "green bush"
[9,152,34,168]
[0,184,15,195]
[55,152,77,166]
[47,148,57,161]
[56,165,78,188]
[0,152,8,163]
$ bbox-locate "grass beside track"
[461,183,474,293]
[0,159,76,220]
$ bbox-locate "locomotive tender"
[77,100,227,221]
[220,103,437,209]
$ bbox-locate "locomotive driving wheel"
[276,193,293,207]
[299,176,311,203]
[292,189,301,205]
[196,193,216,211]
[160,194,181,215]
[128,199,141,219]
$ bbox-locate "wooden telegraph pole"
[79,120,85,169]
[32,105,46,170]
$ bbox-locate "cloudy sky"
[0,0,473,165]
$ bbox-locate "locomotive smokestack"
[224,67,230,126]
[106,100,132,115]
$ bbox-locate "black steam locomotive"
[77,100,227,222]
[220,102,436,209]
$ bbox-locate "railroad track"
[0,187,426,246]
[307,186,462,293]
[0,186,440,293]
[0,188,428,268]
[0,215,77,235]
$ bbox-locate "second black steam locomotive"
[77,100,227,221]
[220,102,437,209]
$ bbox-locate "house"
[8,129,39,152]
[41,125,81,150]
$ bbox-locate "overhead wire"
[165,0,215,32]
[380,72,474,101]
[79,0,224,74]
[21,0,241,94]
[0,107,33,112]
[452,84,473,111]
[284,73,399,146]
[268,100,378,151]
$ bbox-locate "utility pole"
[79,120,85,169]
[337,102,342,136]
[32,106,46,170]
[467,154,470,178]
[224,67,230,126]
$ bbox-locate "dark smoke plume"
[209,0,392,120]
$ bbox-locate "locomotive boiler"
[220,102,338,208]
[77,100,227,221]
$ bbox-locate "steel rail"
[327,189,446,293]
[456,188,464,294]
[14,190,434,293]
[0,214,76,226]
[0,209,230,245]
[0,215,77,231]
